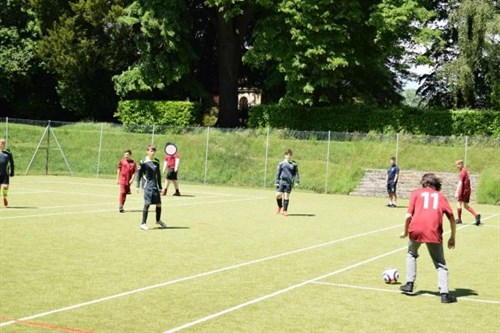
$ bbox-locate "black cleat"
[156,220,167,228]
[119,207,124,213]
[475,214,481,226]
[455,219,462,224]
[441,293,457,303]
[400,282,414,293]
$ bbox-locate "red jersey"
[164,153,180,169]
[117,158,137,184]
[407,187,454,243]
[458,167,471,196]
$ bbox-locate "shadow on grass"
[153,226,190,231]
[405,288,478,298]
[286,213,316,217]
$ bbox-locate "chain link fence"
[3,117,499,195]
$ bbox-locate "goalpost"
[25,121,73,176]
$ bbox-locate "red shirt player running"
[399,173,458,303]
[116,149,137,213]
[454,160,481,225]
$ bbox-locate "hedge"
[115,100,202,131]
[247,104,500,137]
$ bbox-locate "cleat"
[455,219,462,224]
[173,191,181,196]
[282,211,289,217]
[140,223,149,231]
[276,207,282,214]
[119,207,124,213]
[441,293,457,303]
[387,203,392,207]
[3,197,8,207]
[475,214,481,226]
[400,282,414,293]
[392,203,397,208]
[156,220,167,228]
[161,189,167,196]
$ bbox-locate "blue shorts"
[387,183,397,194]
[277,180,293,193]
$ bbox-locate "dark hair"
[285,148,293,155]
[147,144,156,151]
[420,173,442,191]
[124,149,132,155]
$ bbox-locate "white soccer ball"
[382,268,399,284]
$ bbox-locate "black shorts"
[277,180,293,193]
[143,187,161,205]
[387,183,397,194]
[166,168,178,180]
[0,175,10,186]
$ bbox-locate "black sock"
[156,206,161,221]
[276,198,282,208]
[142,205,149,223]
[284,199,289,211]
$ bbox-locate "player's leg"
[392,185,398,207]
[162,177,168,195]
[141,203,150,230]
[1,182,9,207]
[400,240,420,293]
[386,184,393,207]
[455,201,463,224]
[275,188,283,214]
[282,190,291,216]
[171,171,181,196]
[426,243,457,303]
[155,203,167,228]
[463,202,480,225]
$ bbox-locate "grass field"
[1,176,499,333]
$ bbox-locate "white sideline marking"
[311,282,500,304]
[0,196,266,220]
[0,224,401,327]
[162,219,496,332]
[163,247,407,333]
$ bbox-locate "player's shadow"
[409,288,478,298]
[286,213,316,217]
[171,194,195,197]
[3,206,38,209]
[154,226,190,231]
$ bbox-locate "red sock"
[120,193,126,206]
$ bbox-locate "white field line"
[163,247,407,333]
[311,282,500,304]
[0,224,402,327]
[162,217,497,333]
[0,196,266,220]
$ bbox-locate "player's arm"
[156,161,162,190]
[136,163,143,189]
[400,213,411,239]
[8,150,14,177]
[455,180,462,198]
[445,210,456,249]
[274,163,282,186]
[294,164,300,185]
[162,160,167,173]
[116,167,120,184]
[393,169,398,183]
[129,165,136,184]
[174,157,180,172]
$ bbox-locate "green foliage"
[247,104,500,137]
[114,100,202,130]
[477,168,500,204]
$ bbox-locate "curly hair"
[420,173,442,191]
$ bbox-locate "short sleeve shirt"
[458,168,471,195]
[164,153,180,169]
[118,159,137,184]
[407,187,454,243]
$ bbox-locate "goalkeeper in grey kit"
[136,144,167,230]
[275,149,300,216]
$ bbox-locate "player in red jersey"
[162,150,181,196]
[116,149,137,213]
[399,173,458,303]
[454,160,480,225]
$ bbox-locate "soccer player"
[116,149,137,213]
[136,145,166,230]
[454,160,480,225]
[162,147,181,196]
[386,156,399,207]
[274,149,300,216]
[0,138,15,207]
[399,173,457,303]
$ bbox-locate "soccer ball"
[382,268,399,284]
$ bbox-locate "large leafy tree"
[419,0,500,109]
[36,0,135,120]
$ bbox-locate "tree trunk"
[215,11,240,128]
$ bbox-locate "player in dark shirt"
[0,138,15,207]
[136,145,166,230]
[274,149,300,216]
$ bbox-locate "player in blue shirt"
[275,149,300,216]
[386,156,399,207]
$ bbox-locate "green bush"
[115,100,202,131]
[477,168,500,204]
[248,105,500,137]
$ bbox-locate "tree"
[36,0,135,120]
[418,0,500,109]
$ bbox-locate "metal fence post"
[325,131,331,194]
[264,127,270,188]
[204,127,210,185]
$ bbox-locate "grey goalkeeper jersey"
[275,159,300,185]
[0,149,14,176]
